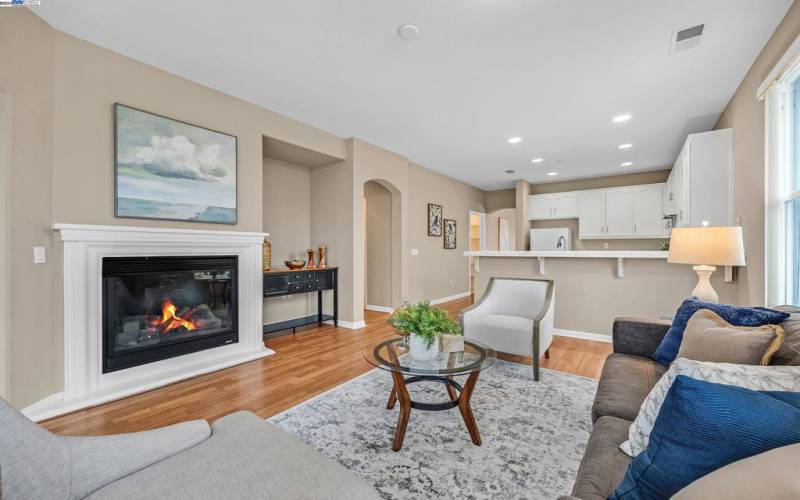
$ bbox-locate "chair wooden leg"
[532,356,540,382]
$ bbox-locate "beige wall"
[364,181,393,307]
[0,10,56,407]
[486,188,516,212]
[408,164,486,302]
[475,257,736,337]
[1,9,349,408]
[714,0,800,306]
[486,208,517,251]
[514,180,531,250]
[0,91,11,399]
[262,158,318,323]
[529,170,671,251]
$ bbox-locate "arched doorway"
[362,179,403,313]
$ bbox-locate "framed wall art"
[444,219,457,249]
[428,203,443,236]
[114,103,237,224]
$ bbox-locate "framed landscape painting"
[428,203,443,236]
[114,104,237,224]
[444,219,457,249]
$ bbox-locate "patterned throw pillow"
[652,299,790,366]
[620,358,800,457]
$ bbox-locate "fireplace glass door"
[103,256,238,373]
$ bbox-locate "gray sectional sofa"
[0,398,380,500]
[569,317,672,500]
[569,307,799,499]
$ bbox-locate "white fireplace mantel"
[22,224,274,421]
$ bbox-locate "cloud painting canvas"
[115,104,237,224]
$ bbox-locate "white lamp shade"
[668,226,746,267]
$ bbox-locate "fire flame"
[151,299,197,332]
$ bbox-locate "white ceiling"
[34,0,791,190]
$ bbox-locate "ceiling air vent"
[671,23,705,53]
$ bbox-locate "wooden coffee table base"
[386,371,482,452]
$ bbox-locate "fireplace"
[102,256,239,373]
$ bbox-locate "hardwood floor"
[42,298,611,436]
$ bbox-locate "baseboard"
[430,291,471,305]
[22,347,275,422]
[324,319,366,330]
[365,304,394,313]
[554,328,612,343]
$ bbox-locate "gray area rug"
[269,361,597,499]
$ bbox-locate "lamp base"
[691,265,718,303]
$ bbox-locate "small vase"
[306,249,315,268]
[409,333,439,361]
[262,240,272,271]
[318,246,327,267]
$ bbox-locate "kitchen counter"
[463,250,668,259]
[463,250,668,278]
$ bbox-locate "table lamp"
[667,226,745,303]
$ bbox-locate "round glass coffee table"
[363,337,497,451]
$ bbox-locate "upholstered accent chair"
[460,278,555,380]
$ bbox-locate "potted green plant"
[388,300,461,360]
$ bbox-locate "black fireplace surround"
[102,256,238,373]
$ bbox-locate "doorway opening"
[364,181,394,312]
[468,211,486,298]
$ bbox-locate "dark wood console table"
[262,267,338,335]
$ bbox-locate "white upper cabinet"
[577,190,606,239]
[633,184,667,237]
[604,188,634,237]
[529,192,578,220]
[665,129,732,227]
[577,183,666,239]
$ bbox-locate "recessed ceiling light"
[531,158,544,164]
[618,143,633,149]
[547,172,558,176]
[612,114,632,123]
[505,169,515,174]
[397,24,420,39]
[507,136,522,144]
[621,161,634,167]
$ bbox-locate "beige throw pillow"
[676,309,784,366]
[673,443,800,499]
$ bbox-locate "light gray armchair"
[460,278,555,381]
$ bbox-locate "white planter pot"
[409,333,439,360]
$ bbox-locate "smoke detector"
[670,23,706,53]
[398,24,420,39]
[504,169,515,174]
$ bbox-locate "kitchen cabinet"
[604,188,634,237]
[664,129,732,227]
[633,184,668,237]
[578,184,665,239]
[577,190,606,239]
[529,192,578,220]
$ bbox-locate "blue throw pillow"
[610,376,800,500]
[652,299,790,365]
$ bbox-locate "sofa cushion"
[773,310,800,366]
[611,377,800,500]
[677,309,784,366]
[672,442,800,499]
[571,416,632,500]
[653,299,790,365]
[621,358,800,457]
[464,313,534,356]
[87,411,380,500]
[591,354,667,423]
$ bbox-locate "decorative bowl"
[284,259,306,270]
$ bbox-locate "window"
[765,57,800,306]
